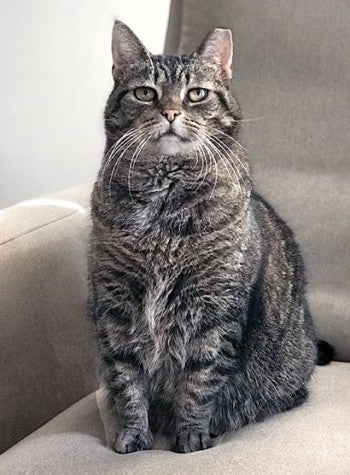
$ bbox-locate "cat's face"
[105,21,241,158]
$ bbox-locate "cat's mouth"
[159,130,188,142]
[152,126,193,155]
[164,130,177,137]
[159,127,189,142]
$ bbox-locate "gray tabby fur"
[88,21,329,454]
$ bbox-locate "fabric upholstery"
[0,363,349,474]
[165,0,350,361]
[0,186,98,454]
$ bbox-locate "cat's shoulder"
[250,190,302,251]
[251,191,291,231]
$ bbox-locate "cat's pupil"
[134,87,156,102]
[188,88,208,102]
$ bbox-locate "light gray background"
[0,0,170,208]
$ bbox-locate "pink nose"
[162,109,181,123]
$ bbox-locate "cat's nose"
[161,109,181,123]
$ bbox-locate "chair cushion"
[0,363,349,474]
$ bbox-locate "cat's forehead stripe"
[152,55,192,87]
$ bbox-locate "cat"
[88,21,334,454]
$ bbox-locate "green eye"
[188,88,209,102]
[134,87,157,102]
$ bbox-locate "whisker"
[188,135,200,169]
[100,128,138,186]
[208,126,247,152]
[101,128,148,185]
[196,137,218,200]
[201,134,240,195]
[128,134,152,200]
[235,117,263,123]
[209,134,250,177]
[185,117,250,181]
[197,128,243,194]
[108,131,149,198]
[185,122,229,193]
[191,135,210,192]
[185,124,210,186]
[100,119,158,190]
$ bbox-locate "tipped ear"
[197,28,233,78]
[111,20,151,80]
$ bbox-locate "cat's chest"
[137,236,193,374]
[143,238,185,327]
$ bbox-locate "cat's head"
[104,21,241,157]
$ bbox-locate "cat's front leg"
[171,318,242,453]
[172,347,229,452]
[173,363,224,453]
[110,366,153,454]
[94,306,153,454]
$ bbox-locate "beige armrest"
[0,186,98,453]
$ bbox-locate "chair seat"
[1,362,349,474]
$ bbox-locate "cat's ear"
[197,28,233,78]
[111,21,151,80]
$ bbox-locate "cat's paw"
[113,427,153,454]
[172,430,213,453]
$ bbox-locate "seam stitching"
[0,206,90,247]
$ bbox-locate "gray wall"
[0,0,170,208]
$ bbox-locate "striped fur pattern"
[89,22,319,453]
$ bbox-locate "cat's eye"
[188,88,209,103]
[134,87,157,102]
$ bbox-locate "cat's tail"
[316,340,335,366]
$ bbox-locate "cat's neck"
[94,168,252,238]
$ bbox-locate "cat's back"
[250,190,307,298]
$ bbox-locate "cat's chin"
[155,135,192,156]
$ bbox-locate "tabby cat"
[88,21,334,454]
